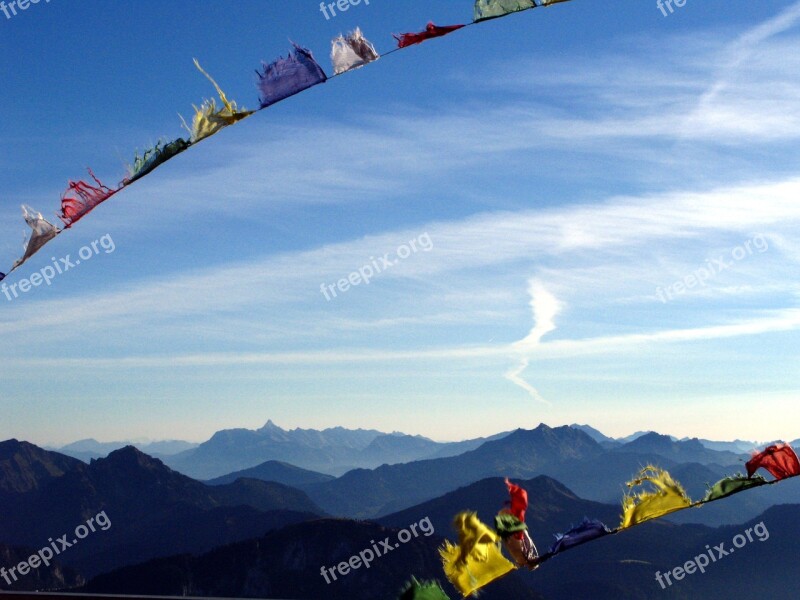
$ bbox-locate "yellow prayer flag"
[621,466,692,529]
[439,512,515,597]
[182,59,254,143]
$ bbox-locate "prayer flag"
[621,466,692,528]
[394,23,466,49]
[60,169,120,228]
[182,59,254,144]
[440,512,515,597]
[332,27,379,75]
[257,43,327,109]
[495,479,540,570]
[549,518,612,556]
[704,474,768,502]
[398,577,451,600]
[11,205,61,271]
[474,0,536,23]
[746,443,800,481]
[124,138,190,185]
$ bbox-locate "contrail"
[685,1,800,133]
[504,280,563,405]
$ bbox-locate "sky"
[1,0,799,447]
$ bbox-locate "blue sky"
[1,0,799,446]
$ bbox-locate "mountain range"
[569,424,797,454]
[0,440,323,578]
[51,421,797,481]
[301,424,603,517]
[189,424,798,527]
[205,460,336,487]
[161,420,513,479]
[296,425,757,520]
[50,438,199,462]
[2,421,798,598]
[77,478,800,600]
[40,422,790,526]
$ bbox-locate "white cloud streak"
[505,280,564,404]
[3,7,800,435]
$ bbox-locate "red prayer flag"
[746,443,800,481]
[60,169,120,228]
[504,478,528,523]
[394,22,466,48]
[501,478,529,541]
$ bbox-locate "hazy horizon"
[23,417,799,450]
[3,1,800,449]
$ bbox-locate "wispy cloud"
[4,307,799,371]
[3,4,800,443]
[694,1,800,104]
[505,280,563,404]
[3,177,800,342]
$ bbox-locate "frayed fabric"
[256,43,327,109]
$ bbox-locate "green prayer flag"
[494,513,528,538]
[474,0,537,23]
[398,577,451,600]
[704,474,768,502]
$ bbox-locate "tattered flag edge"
[434,441,799,598]
[1,2,576,278]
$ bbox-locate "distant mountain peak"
[0,439,72,463]
[569,424,615,443]
[504,424,593,442]
[479,425,603,464]
[525,473,580,497]
[635,430,656,437]
[0,440,86,495]
[0,438,25,456]
[633,431,699,448]
[618,429,682,443]
[681,436,705,447]
[95,445,166,471]
[624,432,680,449]
[259,420,283,432]
[109,444,147,457]
[638,431,669,442]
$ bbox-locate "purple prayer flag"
[549,518,612,556]
[256,43,327,109]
